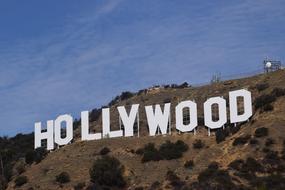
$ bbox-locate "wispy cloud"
[0,0,285,136]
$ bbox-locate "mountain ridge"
[3,69,285,190]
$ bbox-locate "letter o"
[54,114,73,145]
[204,97,227,129]
[175,100,197,132]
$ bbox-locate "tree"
[89,156,125,187]
[56,172,70,184]
[14,176,28,187]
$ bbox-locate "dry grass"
[7,70,285,190]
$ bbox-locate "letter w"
[145,103,171,136]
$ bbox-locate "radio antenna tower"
[263,58,282,73]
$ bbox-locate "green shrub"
[120,91,134,100]
[150,181,160,189]
[73,119,81,130]
[0,133,35,188]
[25,147,48,164]
[227,151,285,189]
[265,138,274,147]
[228,159,244,170]
[89,108,101,121]
[74,182,85,190]
[242,157,263,173]
[0,176,7,190]
[271,87,285,97]
[263,147,270,153]
[208,162,219,170]
[165,170,185,188]
[14,176,28,187]
[215,128,230,143]
[138,89,147,95]
[142,143,156,153]
[35,147,48,163]
[159,140,188,160]
[233,135,251,146]
[3,162,13,182]
[262,104,273,112]
[281,150,285,160]
[197,166,218,182]
[193,160,243,190]
[256,83,269,92]
[250,138,259,145]
[254,127,268,138]
[25,150,35,165]
[85,184,97,190]
[175,140,189,152]
[140,141,188,163]
[163,98,172,103]
[264,174,285,188]
[193,140,204,149]
[230,124,241,134]
[15,162,25,174]
[264,151,279,161]
[254,94,276,110]
[89,156,125,187]
[184,160,194,169]
[197,117,204,126]
[197,162,237,189]
[99,147,110,155]
[141,143,162,162]
[135,148,144,155]
[159,141,182,160]
[142,148,162,162]
[178,82,189,88]
[56,172,70,184]
[251,174,285,190]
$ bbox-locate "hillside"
[5,70,285,190]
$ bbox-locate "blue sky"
[0,0,285,136]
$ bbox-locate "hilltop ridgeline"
[2,70,285,190]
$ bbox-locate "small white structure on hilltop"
[263,59,282,73]
[265,61,272,69]
[146,85,162,94]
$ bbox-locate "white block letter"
[145,103,171,136]
[229,89,252,123]
[175,100,198,132]
[81,111,102,141]
[34,120,54,150]
[204,97,227,129]
[54,114,73,146]
[117,104,139,137]
[102,108,123,138]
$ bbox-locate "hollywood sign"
[35,89,252,150]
